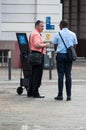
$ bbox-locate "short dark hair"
[60,19,68,28]
[35,20,44,27]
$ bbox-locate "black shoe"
[67,96,71,101]
[54,96,63,100]
[33,94,45,98]
[27,93,32,97]
[27,92,33,97]
[27,94,32,97]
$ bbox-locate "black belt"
[31,50,41,54]
[57,52,67,54]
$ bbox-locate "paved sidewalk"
[0,59,86,130]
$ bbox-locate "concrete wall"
[1,0,35,41]
[1,0,62,41]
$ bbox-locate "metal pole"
[8,51,11,80]
[49,51,52,80]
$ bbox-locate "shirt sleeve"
[73,33,78,45]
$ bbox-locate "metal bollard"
[49,51,52,80]
[8,51,11,80]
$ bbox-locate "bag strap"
[59,32,67,49]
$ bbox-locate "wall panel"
[37,0,60,4]
[2,14,35,23]
[2,0,35,4]
[2,5,35,13]
[1,23,34,32]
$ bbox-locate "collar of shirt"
[61,27,68,31]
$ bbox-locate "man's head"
[35,20,44,33]
[59,19,68,30]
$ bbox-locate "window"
[0,50,9,67]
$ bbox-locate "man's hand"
[45,43,50,48]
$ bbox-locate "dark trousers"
[28,54,44,96]
[56,53,73,97]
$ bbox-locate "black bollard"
[49,51,52,80]
[8,51,11,80]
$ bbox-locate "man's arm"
[54,44,58,51]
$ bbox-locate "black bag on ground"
[67,46,77,61]
[27,52,43,65]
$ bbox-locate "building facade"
[0,0,62,68]
[61,0,86,57]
